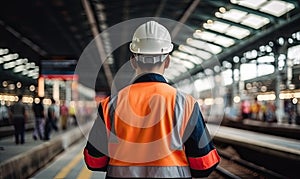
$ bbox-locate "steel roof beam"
[171,0,201,39]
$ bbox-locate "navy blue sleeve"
[183,104,220,178]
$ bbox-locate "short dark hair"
[136,60,164,70]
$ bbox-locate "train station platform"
[0,122,92,179]
[0,122,35,139]
[210,124,300,178]
[1,122,299,178]
[222,118,300,139]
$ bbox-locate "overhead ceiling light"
[259,0,295,17]
[241,14,270,29]
[219,7,226,13]
[231,0,267,10]
[225,26,251,39]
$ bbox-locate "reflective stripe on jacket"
[84,73,220,178]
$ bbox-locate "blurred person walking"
[251,97,261,120]
[44,98,58,140]
[0,101,9,126]
[10,95,27,144]
[60,101,69,130]
[266,101,276,122]
[83,21,220,178]
[68,103,77,126]
[241,99,251,119]
[32,96,45,140]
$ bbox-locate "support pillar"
[53,80,60,102]
[65,81,72,105]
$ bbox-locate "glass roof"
[201,20,251,39]
[241,14,270,29]
[225,26,251,39]
[193,30,235,47]
[259,0,295,17]
[166,0,298,81]
[215,9,247,23]
[216,8,270,29]
[203,21,230,33]
[231,0,295,17]
[231,0,267,10]
[186,38,215,57]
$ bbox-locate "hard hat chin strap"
[134,54,168,64]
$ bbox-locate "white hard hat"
[129,21,173,55]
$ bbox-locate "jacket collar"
[133,73,168,84]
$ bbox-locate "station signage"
[40,59,78,80]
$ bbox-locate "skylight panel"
[259,0,295,17]
[172,50,190,60]
[178,45,203,64]
[193,31,217,42]
[241,14,270,29]
[172,50,198,69]
[181,60,195,69]
[186,39,213,59]
[203,21,230,33]
[217,9,247,23]
[207,44,222,54]
[231,0,267,10]
[257,55,275,63]
[214,36,235,47]
[178,45,198,56]
[225,26,250,39]
[177,45,204,59]
[216,8,270,29]
[187,36,206,47]
[168,64,187,73]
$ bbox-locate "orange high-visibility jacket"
[84,73,220,178]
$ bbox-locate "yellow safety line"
[77,165,92,179]
[54,151,83,179]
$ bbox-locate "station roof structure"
[0,0,299,93]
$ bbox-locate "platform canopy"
[0,0,299,93]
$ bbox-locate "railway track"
[208,147,288,179]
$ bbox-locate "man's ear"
[164,55,170,69]
[130,55,138,69]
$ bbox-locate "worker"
[83,20,220,178]
[10,94,27,144]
